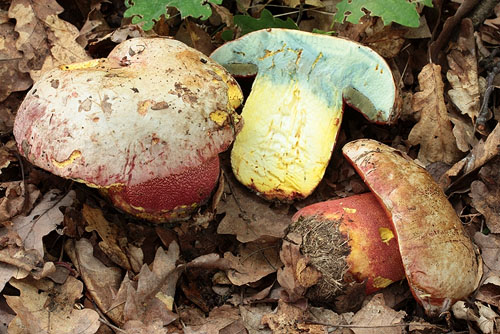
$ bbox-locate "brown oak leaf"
[8,0,90,81]
[446,19,480,122]
[409,63,462,165]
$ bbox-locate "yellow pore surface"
[231,78,341,200]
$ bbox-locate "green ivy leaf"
[234,9,298,36]
[124,0,223,31]
[335,0,432,28]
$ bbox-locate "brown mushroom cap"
[343,139,482,316]
[14,37,243,221]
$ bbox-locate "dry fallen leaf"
[446,19,480,122]
[83,204,143,272]
[110,242,180,328]
[0,181,40,222]
[409,63,462,165]
[239,304,273,334]
[474,232,500,281]
[183,305,245,334]
[0,222,54,290]
[363,26,406,58]
[217,170,291,243]
[440,122,500,189]
[65,238,123,325]
[12,189,75,257]
[351,294,406,334]
[278,235,322,303]
[5,276,100,334]
[224,241,282,286]
[449,112,478,152]
[470,156,500,233]
[0,10,32,102]
[261,300,328,334]
[8,0,90,81]
[453,301,499,334]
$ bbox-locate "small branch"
[469,0,500,28]
[476,54,500,132]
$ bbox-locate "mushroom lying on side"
[289,192,405,307]
[290,139,482,316]
[14,37,243,223]
[211,29,400,201]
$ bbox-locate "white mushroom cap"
[15,37,242,188]
[14,37,242,221]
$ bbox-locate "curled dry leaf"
[65,238,123,325]
[470,156,500,233]
[12,189,75,258]
[217,169,291,243]
[441,122,500,189]
[351,294,406,334]
[5,276,100,334]
[0,182,40,222]
[409,63,462,165]
[474,232,500,281]
[0,10,32,102]
[446,19,480,122]
[224,242,282,286]
[449,112,478,152]
[8,0,90,81]
[452,301,499,334]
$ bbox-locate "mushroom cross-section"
[14,37,243,222]
[210,29,400,201]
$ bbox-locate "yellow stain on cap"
[212,67,243,110]
[210,110,229,126]
[52,150,82,168]
[372,276,394,289]
[343,207,357,214]
[379,227,395,245]
[60,59,104,71]
[137,100,152,116]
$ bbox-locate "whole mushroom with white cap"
[14,37,243,223]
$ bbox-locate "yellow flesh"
[231,77,342,200]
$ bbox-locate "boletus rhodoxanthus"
[14,37,243,222]
[210,29,400,201]
[291,139,481,316]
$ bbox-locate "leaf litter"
[0,1,500,333]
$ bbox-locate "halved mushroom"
[14,37,243,222]
[342,139,482,316]
[210,29,400,201]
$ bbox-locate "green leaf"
[334,0,432,28]
[124,0,223,31]
[234,9,298,36]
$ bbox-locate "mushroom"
[210,29,400,201]
[14,37,243,222]
[289,192,405,307]
[291,139,482,316]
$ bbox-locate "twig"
[476,54,500,132]
[429,0,481,63]
[469,0,500,28]
[305,320,445,330]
